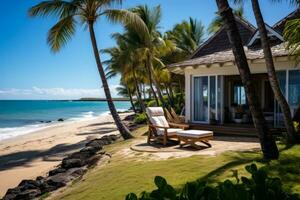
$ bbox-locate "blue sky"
[0,0,296,99]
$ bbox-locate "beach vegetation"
[126,164,300,200]
[134,113,148,124]
[104,5,203,115]
[207,5,244,34]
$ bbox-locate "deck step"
[190,124,257,137]
[188,124,282,137]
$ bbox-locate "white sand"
[0,113,130,196]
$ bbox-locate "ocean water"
[0,100,131,141]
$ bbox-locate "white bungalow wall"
[184,58,300,123]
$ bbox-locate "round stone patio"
[130,136,261,157]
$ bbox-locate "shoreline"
[0,109,130,142]
[0,112,132,197]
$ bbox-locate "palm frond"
[284,18,300,62]
[28,0,72,18]
[47,16,76,52]
[104,9,150,42]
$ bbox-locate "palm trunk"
[178,80,184,105]
[169,84,174,101]
[127,87,137,113]
[164,83,174,107]
[145,62,159,106]
[216,0,279,159]
[88,22,133,140]
[251,0,297,143]
[147,54,167,108]
[132,66,146,113]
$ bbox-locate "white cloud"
[0,86,120,100]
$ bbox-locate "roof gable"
[191,16,256,59]
[273,8,300,34]
[247,24,284,47]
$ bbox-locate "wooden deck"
[189,123,283,137]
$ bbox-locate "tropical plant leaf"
[47,16,76,52]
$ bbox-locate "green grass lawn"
[52,127,300,200]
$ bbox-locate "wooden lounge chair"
[164,108,189,128]
[146,107,188,146]
[170,107,186,124]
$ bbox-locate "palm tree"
[232,0,298,143]
[28,0,149,140]
[215,0,279,159]
[249,0,297,143]
[116,84,137,113]
[102,35,147,113]
[130,5,170,108]
[208,5,244,34]
[165,17,205,57]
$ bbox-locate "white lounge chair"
[146,107,188,145]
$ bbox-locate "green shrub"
[134,113,148,124]
[125,164,299,200]
[147,99,160,107]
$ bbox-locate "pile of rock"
[2,135,119,200]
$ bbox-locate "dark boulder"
[124,114,135,121]
[58,118,64,122]
[61,158,85,169]
[46,167,86,190]
[14,189,41,200]
[18,180,39,188]
[85,140,103,151]
[48,168,67,176]
[80,146,99,155]
[2,188,21,200]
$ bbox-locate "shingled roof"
[169,43,288,69]
[168,10,298,72]
[190,16,255,58]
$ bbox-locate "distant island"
[76,97,132,101]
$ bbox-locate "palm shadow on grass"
[177,144,300,194]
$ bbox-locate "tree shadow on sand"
[0,140,86,171]
[76,127,118,136]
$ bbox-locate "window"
[234,85,246,105]
[289,70,300,116]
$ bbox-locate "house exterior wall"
[184,58,300,123]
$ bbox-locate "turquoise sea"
[0,100,131,141]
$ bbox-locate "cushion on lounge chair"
[146,107,170,128]
[146,107,164,117]
[176,130,213,138]
[157,128,183,136]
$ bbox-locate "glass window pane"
[210,76,216,121]
[194,77,208,122]
[275,71,286,127]
[233,85,246,105]
[217,76,223,122]
[289,70,300,117]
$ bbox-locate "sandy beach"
[0,113,131,196]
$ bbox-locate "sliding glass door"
[193,75,223,123]
[274,69,300,127]
[193,76,208,122]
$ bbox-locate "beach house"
[168,9,300,135]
